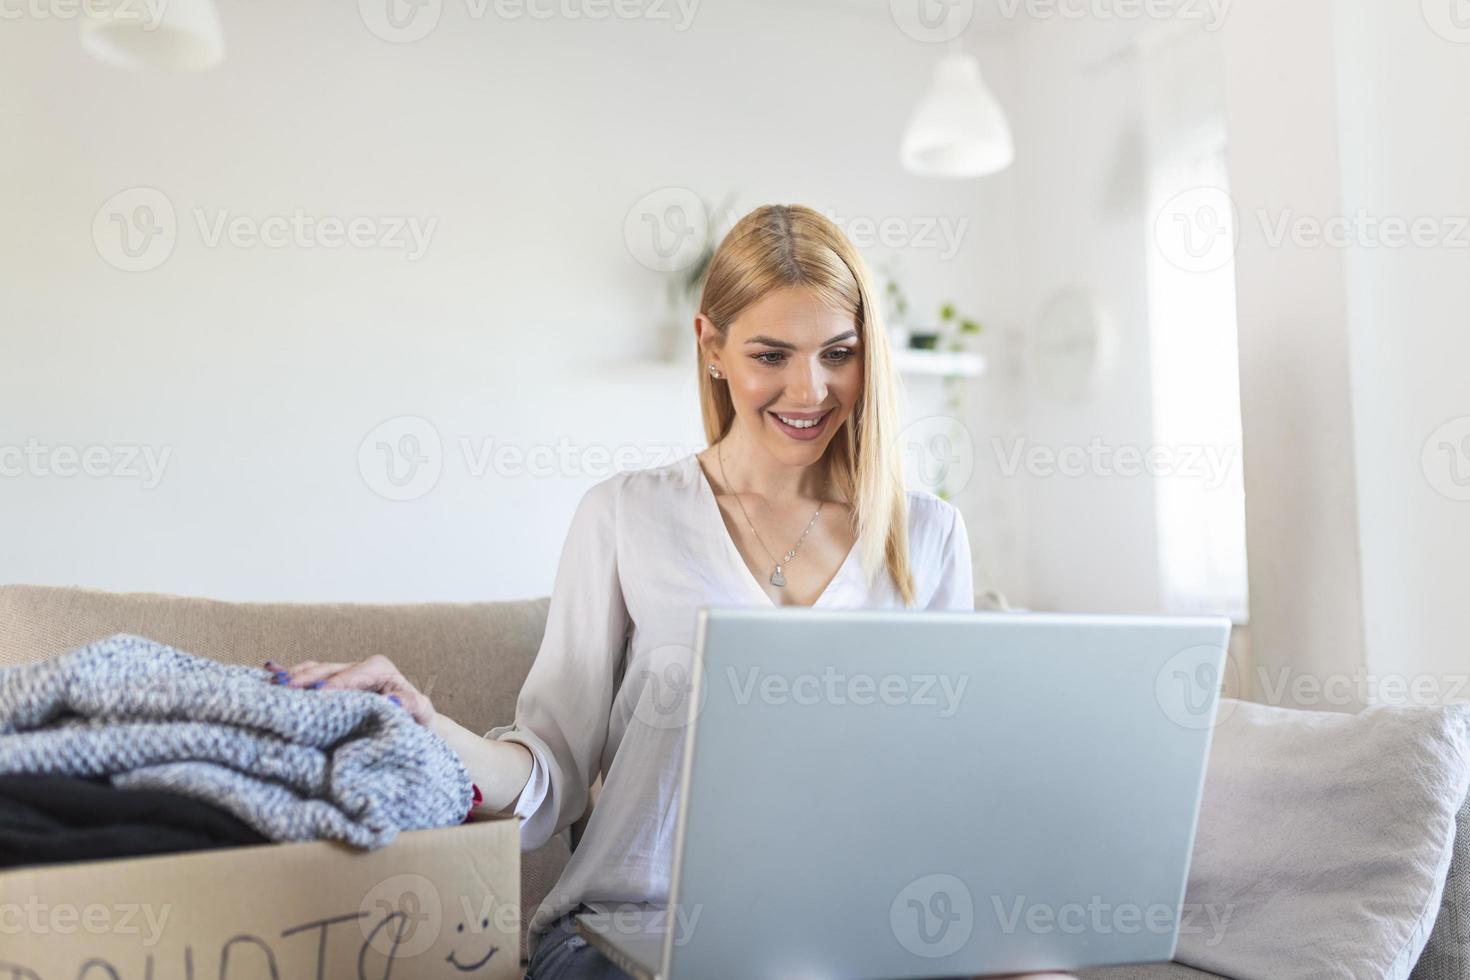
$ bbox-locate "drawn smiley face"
[446,916,500,972]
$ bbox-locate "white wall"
[978,17,1168,615]
[0,0,1014,602]
[1331,0,1470,699]
[1213,0,1470,706]
[1217,0,1368,706]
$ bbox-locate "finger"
[262,658,314,673]
[323,660,433,724]
[278,662,351,688]
[377,677,435,726]
[317,656,397,693]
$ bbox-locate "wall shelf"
[893,348,987,378]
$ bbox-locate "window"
[1141,28,1249,620]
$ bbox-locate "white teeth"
[776,412,825,429]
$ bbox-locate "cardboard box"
[0,816,520,979]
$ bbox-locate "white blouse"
[484,450,975,956]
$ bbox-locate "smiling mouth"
[772,409,830,425]
[769,408,834,438]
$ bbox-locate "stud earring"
[708,364,722,379]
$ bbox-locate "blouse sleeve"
[482,475,630,851]
[926,502,976,611]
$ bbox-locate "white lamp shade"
[901,53,1014,178]
[81,0,224,71]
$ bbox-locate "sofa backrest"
[0,584,551,739]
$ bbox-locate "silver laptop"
[578,607,1231,980]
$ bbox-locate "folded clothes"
[0,634,473,849]
[0,773,269,869]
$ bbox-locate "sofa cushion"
[1078,966,1229,980]
[1178,698,1470,980]
[0,583,565,964]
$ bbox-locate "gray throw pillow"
[1176,699,1470,980]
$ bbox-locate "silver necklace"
[717,440,825,589]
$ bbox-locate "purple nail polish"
[273,671,289,684]
[309,680,325,690]
[387,694,401,706]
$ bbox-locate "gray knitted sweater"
[0,633,473,849]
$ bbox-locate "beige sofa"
[1,584,1464,979]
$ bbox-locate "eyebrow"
[744,330,859,350]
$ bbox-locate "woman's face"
[699,285,864,466]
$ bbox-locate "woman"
[273,204,1072,980]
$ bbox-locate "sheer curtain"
[1141,26,1249,620]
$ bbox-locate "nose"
[788,353,828,408]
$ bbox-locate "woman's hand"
[264,655,436,727]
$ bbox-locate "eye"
[752,348,857,366]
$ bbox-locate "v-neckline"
[688,452,858,609]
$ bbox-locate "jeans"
[524,906,635,980]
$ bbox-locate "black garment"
[0,773,268,869]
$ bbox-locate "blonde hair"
[696,204,916,607]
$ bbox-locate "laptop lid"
[660,607,1230,980]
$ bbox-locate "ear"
[695,314,722,367]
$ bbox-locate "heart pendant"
[770,566,786,587]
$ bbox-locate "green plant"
[936,302,986,429]
[937,302,984,351]
[880,265,910,327]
